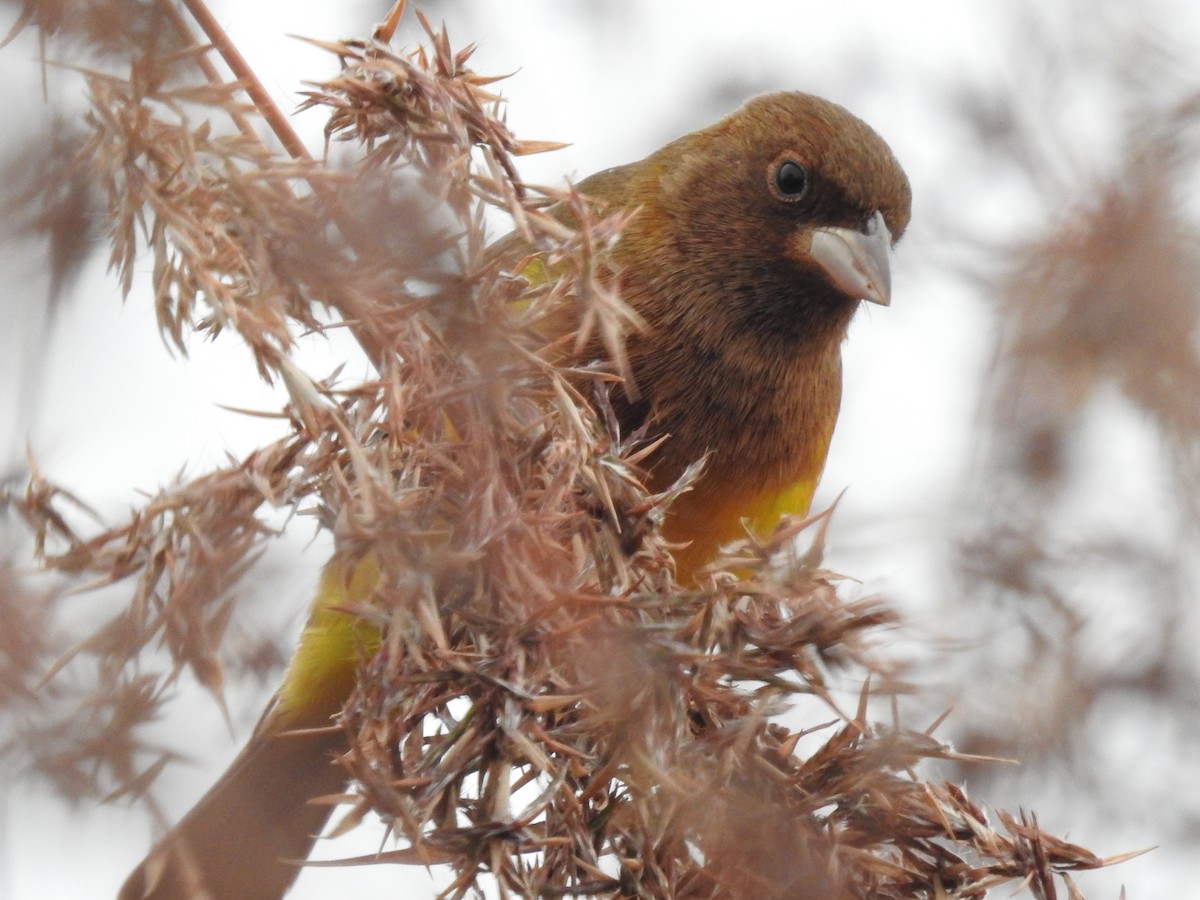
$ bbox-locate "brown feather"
[118,714,347,900]
[118,91,910,898]
[573,92,910,570]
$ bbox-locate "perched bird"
[120,91,910,899]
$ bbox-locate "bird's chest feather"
[625,320,844,576]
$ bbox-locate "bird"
[119,90,911,899]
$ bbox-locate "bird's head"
[610,91,911,345]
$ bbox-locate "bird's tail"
[117,712,349,900]
[119,556,380,898]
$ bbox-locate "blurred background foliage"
[1,0,1198,896]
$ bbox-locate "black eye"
[771,158,808,200]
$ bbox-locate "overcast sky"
[4,0,1199,896]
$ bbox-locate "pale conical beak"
[808,210,893,306]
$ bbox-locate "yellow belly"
[663,471,821,578]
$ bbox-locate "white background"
[2,0,1197,896]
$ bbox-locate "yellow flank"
[278,461,822,724]
[662,408,836,578]
[738,420,836,540]
[518,253,553,286]
[665,473,822,578]
[745,474,820,535]
[275,553,381,729]
[277,461,822,727]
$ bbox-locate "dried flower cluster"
[0,1,1131,897]
[931,13,1200,818]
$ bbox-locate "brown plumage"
[119,726,348,899]
[573,92,910,570]
[120,91,909,898]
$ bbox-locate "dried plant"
[0,1,1132,897]
[934,8,1200,807]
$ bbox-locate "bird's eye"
[769,157,809,201]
